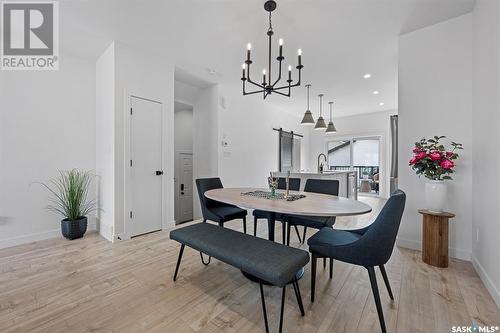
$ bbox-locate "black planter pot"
[61,216,87,240]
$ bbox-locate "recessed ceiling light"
[379,102,385,106]
[373,90,379,95]
[363,73,371,79]
[206,68,217,75]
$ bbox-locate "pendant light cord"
[307,85,310,109]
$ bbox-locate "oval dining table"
[204,187,372,282]
[205,187,372,241]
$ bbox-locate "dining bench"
[170,222,309,333]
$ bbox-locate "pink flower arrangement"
[409,136,463,180]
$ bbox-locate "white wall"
[218,83,310,189]
[398,14,473,260]
[471,0,500,307]
[174,108,193,152]
[308,110,395,198]
[0,55,96,248]
[96,42,116,240]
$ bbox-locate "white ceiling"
[60,0,475,117]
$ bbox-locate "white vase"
[425,180,447,213]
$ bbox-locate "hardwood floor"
[0,197,498,333]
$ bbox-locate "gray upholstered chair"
[285,178,339,246]
[307,190,406,333]
[253,177,301,242]
[195,177,248,232]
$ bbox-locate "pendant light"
[326,101,337,134]
[314,94,327,130]
[300,84,315,125]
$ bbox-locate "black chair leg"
[254,217,258,236]
[243,216,247,234]
[323,257,326,269]
[287,223,291,246]
[379,265,394,300]
[293,225,302,243]
[311,253,317,302]
[279,284,286,333]
[203,218,207,223]
[218,221,223,227]
[292,278,305,316]
[200,252,211,265]
[173,244,185,281]
[367,266,387,333]
[259,282,270,333]
[282,221,286,244]
[302,226,307,244]
[329,258,333,279]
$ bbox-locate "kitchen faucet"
[317,153,328,173]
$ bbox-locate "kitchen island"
[273,171,357,199]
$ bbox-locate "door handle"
[180,184,184,191]
[156,170,163,176]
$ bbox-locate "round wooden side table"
[418,209,455,268]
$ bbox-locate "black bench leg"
[379,265,394,300]
[202,218,207,223]
[173,244,185,281]
[367,266,387,333]
[279,284,286,333]
[323,257,326,269]
[243,216,247,234]
[302,226,307,244]
[292,278,305,316]
[200,252,211,265]
[254,216,258,236]
[311,253,317,302]
[259,282,270,333]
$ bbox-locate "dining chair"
[195,177,248,233]
[307,190,406,333]
[285,179,339,245]
[253,177,301,243]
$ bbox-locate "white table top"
[205,188,372,217]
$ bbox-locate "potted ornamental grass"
[409,136,463,213]
[41,169,96,240]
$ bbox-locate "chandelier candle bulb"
[279,38,283,57]
[263,69,267,85]
[247,43,252,61]
[242,64,246,79]
[288,65,292,81]
[298,49,302,66]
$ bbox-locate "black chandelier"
[241,0,303,99]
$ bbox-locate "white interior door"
[177,152,193,223]
[130,96,163,237]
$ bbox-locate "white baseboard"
[471,255,500,309]
[0,223,97,250]
[396,236,471,261]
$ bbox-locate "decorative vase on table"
[409,136,463,213]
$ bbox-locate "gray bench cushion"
[170,223,310,287]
